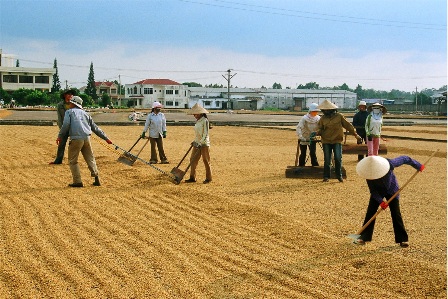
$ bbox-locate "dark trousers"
[360,196,408,243]
[149,137,167,162]
[323,143,342,179]
[54,131,69,163]
[357,134,367,161]
[299,143,318,166]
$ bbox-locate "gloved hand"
[380,201,389,210]
[56,137,61,145]
[141,132,145,138]
[309,132,317,142]
[191,141,201,148]
[419,164,425,172]
[355,134,362,143]
[106,139,112,144]
[163,131,167,138]
[367,135,373,141]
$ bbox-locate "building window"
[133,86,138,94]
[175,90,179,95]
[166,101,173,106]
[204,101,211,106]
[111,88,117,94]
[166,90,174,95]
[3,75,18,83]
[35,76,49,84]
[19,75,33,83]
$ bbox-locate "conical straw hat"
[356,156,390,180]
[367,102,387,114]
[317,100,338,110]
[187,103,209,115]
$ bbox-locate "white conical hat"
[317,100,338,110]
[187,103,208,115]
[356,156,390,180]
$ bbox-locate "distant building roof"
[134,79,181,85]
[95,81,115,87]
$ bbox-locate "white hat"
[152,101,163,108]
[356,156,390,180]
[368,103,387,113]
[317,99,338,110]
[308,103,320,112]
[187,103,209,115]
[358,100,367,106]
[69,96,83,108]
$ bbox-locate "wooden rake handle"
[356,149,439,235]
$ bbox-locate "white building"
[0,49,55,93]
[125,78,358,110]
[124,79,189,109]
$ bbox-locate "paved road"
[1,109,446,125]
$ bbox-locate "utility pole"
[222,69,236,111]
[415,86,418,112]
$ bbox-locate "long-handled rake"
[170,143,202,184]
[117,137,149,166]
[348,150,439,241]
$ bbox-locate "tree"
[100,93,111,107]
[52,58,61,92]
[339,83,351,91]
[85,62,97,101]
[297,82,319,89]
[25,90,47,106]
[272,82,282,89]
[182,82,202,87]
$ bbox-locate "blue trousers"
[322,143,342,179]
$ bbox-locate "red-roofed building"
[124,79,189,108]
[79,81,121,104]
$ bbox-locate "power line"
[177,0,446,30]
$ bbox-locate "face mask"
[322,110,335,116]
[372,108,381,113]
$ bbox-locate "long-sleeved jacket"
[296,114,320,145]
[194,116,210,146]
[352,110,369,137]
[367,156,423,204]
[58,108,109,141]
[143,112,167,138]
[56,100,70,128]
[365,113,383,137]
[317,112,357,144]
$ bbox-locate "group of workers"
[50,89,212,188]
[50,90,425,248]
[296,99,425,247]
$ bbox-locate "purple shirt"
[367,156,422,204]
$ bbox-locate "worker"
[354,155,425,247]
[317,100,362,182]
[296,103,321,166]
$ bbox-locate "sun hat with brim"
[187,103,208,115]
[317,99,338,110]
[308,103,320,112]
[356,156,390,180]
[152,101,163,108]
[358,100,367,106]
[69,96,83,109]
[368,103,387,114]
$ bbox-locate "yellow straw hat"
[187,103,209,115]
[317,99,338,110]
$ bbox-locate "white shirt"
[143,112,167,138]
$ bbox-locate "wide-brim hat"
[60,89,77,100]
[308,103,321,112]
[317,99,338,110]
[187,103,208,115]
[356,156,390,180]
[69,96,83,109]
[358,100,367,107]
[368,103,387,114]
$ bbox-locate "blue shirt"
[366,156,422,204]
[58,108,109,141]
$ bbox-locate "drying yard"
[0,109,446,298]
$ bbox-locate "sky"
[0,0,446,92]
